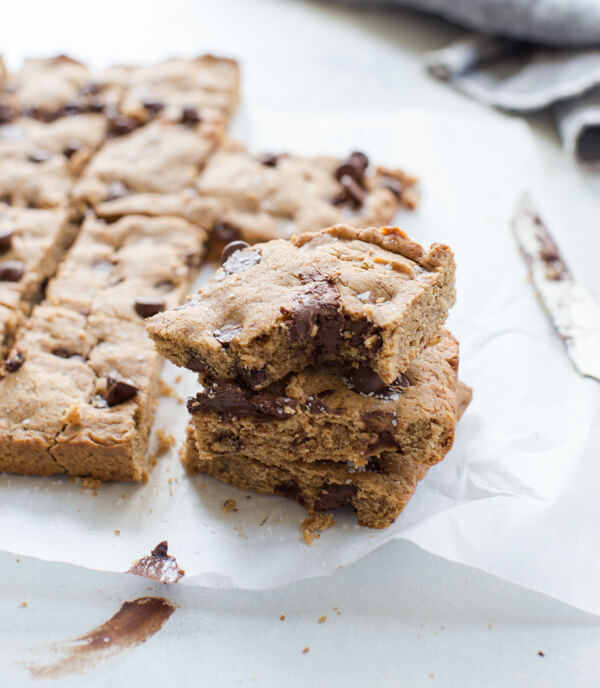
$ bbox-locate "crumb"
[62,404,81,424]
[81,477,101,490]
[16,558,20,563]
[318,616,327,624]
[246,495,252,499]
[280,615,285,621]
[20,601,27,608]
[538,651,545,657]
[487,623,492,629]
[259,514,269,526]
[301,513,335,546]
[168,477,173,485]
[92,490,98,496]
[302,647,309,654]
[223,498,238,513]
[429,672,435,679]
[114,529,120,536]
[159,379,175,397]
[156,429,176,456]
[175,374,182,383]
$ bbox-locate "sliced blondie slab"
[147,225,455,388]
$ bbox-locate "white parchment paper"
[1,110,599,615]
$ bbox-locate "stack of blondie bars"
[147,225,471,528]
[0,55,416,486]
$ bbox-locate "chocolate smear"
[28,597,174,679]
[128,541,185,583]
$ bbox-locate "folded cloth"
[334,0,600,169]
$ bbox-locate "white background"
[1,0,600,685]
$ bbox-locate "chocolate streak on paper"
[28,597,174,678]
[511,193,600,381]
[128,540,185,583]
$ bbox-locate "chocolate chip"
[181,107,201,125]
[350,366,386,395]
[52,348,70,358]
[105,181,130,201]
[108,115,139,137]
[314,484,357,511]
[274,481,300,498]
[213,323,242,347]
[258,153,279,167]
[3,350,24,373]
[0,260,24,281]
[142,98,165,114]
[222,248,261,276]
[395,373,410,389]
[62,140,82,158]
[381,178,404,199]
[339,175,366,207]
[0,230,12,255]
[367,431,398,453]
[281,281,343,354]
[134,297,166,319]
[212,221,241,243]
[105,377,138,407]
[188,383,298,420]
[0,104,15,123]
[0,195,11,205]
[27,149,51,164]
[86,97,105,114]
[221,240,250,265]
[334,151,369,184]
[62,102,85,117]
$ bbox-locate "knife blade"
[511,193,600,381]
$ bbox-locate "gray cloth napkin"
[338,0,600,169]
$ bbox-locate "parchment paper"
[1,110,599,615]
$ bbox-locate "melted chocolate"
[188,383,298,420]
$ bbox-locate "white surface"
[1,0,600,685]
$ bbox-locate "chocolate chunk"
[62,140,82,158]
[281,281,343,354]
[52,348,85,362]
[105,181,130,201]
[181,106,201,125]
[134,297,166,319]
[258,153,279,167]
[349,151,369,170]
[222,247,261,275]
[346,317,376,346]
[3,350,24,373]
[350,366,386,395]
[235,365,267,389]
[339,175,366,207]
[0,260,24,281]
[142,98,165,114]
[188,384,298,420]
[62,102,85,117]
[86,96,105,114]
[0,195,11,205]
[221,240,250,265]
[367,431,398,453]
[105,377,138,407]
[213,323,242,347]
[275,480,300,498]
[212,221,241,243]
[381,177,404,199]
[108,115,139,137]
[314,484,357,511]
[0,230,12,255]
[0,104,15,123]
[365,457,381,472]
[27,149,51,164]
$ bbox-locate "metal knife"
[511,193,600,381]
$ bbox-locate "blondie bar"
[147,225,455,388]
